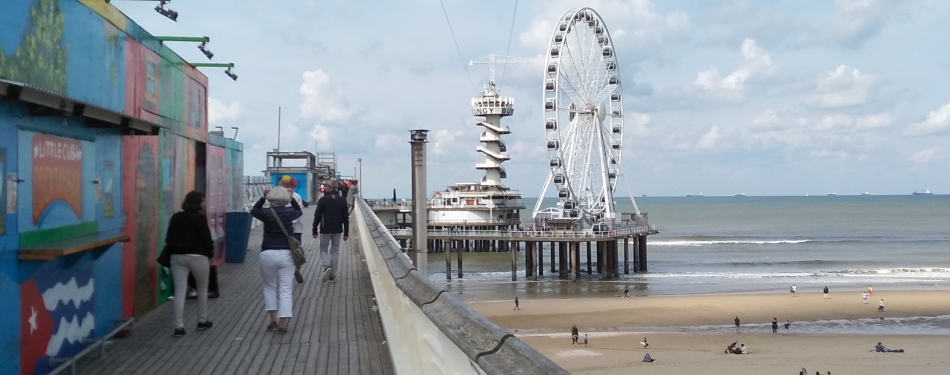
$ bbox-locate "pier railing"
[389,226,656,239]
[354,197,569,375]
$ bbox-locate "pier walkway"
[77,206,393,375]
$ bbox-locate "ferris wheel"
[532,8,626,224]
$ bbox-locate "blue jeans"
[319,233,343,270]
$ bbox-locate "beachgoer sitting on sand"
[739,344,748,354]
[642,353,655,362]
[725,341,737,354]
[874,342,904,353]
[799,368,808,375]
[641,337,649,348]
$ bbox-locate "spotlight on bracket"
[198,42,213,60]
[154,0,178,22]
[225,67,238,81]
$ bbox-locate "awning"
[0,79,158,134]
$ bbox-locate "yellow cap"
[281,175,291,181]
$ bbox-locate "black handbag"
[157,245,172,268]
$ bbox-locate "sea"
[423,195,950,334]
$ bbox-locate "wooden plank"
[18,232,129,260]
[70,208,393,374]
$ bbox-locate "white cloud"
[807,65,874,107]
[208,98,241,125]
[299,69,348,122]
[432,129,463,155]
[519,0,690,50]
[696,126,722,149]
[309,124,331,145]
[374,133,402,150]
[694,38,772,98]
[753,108,780,128]
[906,102,950,136]
[910,148,937,163]
[624,112,652,138]
[829,0,889,46]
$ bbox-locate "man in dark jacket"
[312,179,349,282]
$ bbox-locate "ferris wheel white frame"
[532,7,626,224]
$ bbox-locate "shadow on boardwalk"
[78,207,394,375]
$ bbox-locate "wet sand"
[468,290,950,374]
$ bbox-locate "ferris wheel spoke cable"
[438,0,475,92]
[559,42,589,108]
[499,0,519,88]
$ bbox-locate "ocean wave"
[652,239,810,246]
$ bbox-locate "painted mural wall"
[1,1,242,375]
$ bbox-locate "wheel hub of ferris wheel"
[533,7,625,225]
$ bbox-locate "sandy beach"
[468,290,950,374]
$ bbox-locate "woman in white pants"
[251,187,302,333]
[164,191,215,338]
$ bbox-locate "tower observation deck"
[472,83,513,187]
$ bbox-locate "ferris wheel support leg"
[619,173,641,215]
[532,172,554,218]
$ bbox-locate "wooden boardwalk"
[78,207,394,375]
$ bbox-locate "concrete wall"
[0,1,242,374]
[354,198,570,375]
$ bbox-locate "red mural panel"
[19,280,53,375]
[121,136,160,317]
[123,40,160,124]
[207,145,227,266]
[31,135,83,224]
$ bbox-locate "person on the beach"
[874,341,904,352]
[734,316,741,334]
[514,297,520,310]
[623,288,630,298]
[642,353,655,362]
[740,344,748,354]
[878,299,885,312]
[823,286,829,299]
[790,284,797,296]
[862,291,868,304]
[784,319,791,335]
[771,317,778,334]
[641,337,649,348]
[867,285,873,297]
[571,325,579,345]
[583,334,588,346]
[800,368,808,375]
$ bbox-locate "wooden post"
[446,238,452,280]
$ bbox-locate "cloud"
[299,69,349,122]
[696,126,722,149]
[806,65,874,107]
[693,38,772,98]
[519,0,690,54]
[910,148,937,164]
[208,98,241,125]
[829,0,890,47]
[374,133,402,150]
[624,112,651,138]
[432,129,466,155]
[308,123,332,145]
[905,102,950,136]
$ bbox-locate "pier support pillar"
[586,241,592,275]
[558,242,568,279]
[596,242,604,275]
[457,240,464,278]
[538,242,544,276]
[526,242,534,278]
[574,242,581,280]
[624,238,630,274]
[632,236,640,272]
[510,241,517,281]
[550,242,556,273]
[445,238,452,280]
[638,235,648,272]
[569,243,577,282]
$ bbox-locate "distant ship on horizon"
[862,192,870,196]
[828,192,837,196]
[913,190,934,195]
[686,193,704,197]
[735,193,746,197]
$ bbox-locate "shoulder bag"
[269,207,307,269]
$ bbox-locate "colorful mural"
[121,136,159,318]
[31,135,83,225]
[1,2,243,374]
[20,261,96,375]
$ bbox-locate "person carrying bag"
[251,187,303,334]
[269,205,307,283]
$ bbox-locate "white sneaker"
[322,267,333,282]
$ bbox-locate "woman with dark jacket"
[165,191,215,338]
[251,187,302,334]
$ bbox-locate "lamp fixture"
[225,67,238,81]
[198,41,213,60]
[154,0,178,22]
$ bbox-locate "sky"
[114,0,950,198]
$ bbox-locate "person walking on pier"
[280,176,307,284]
[346,180,359,214]
[313,180,350,283]
[165,191,215,338]
[251,187,303,334]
